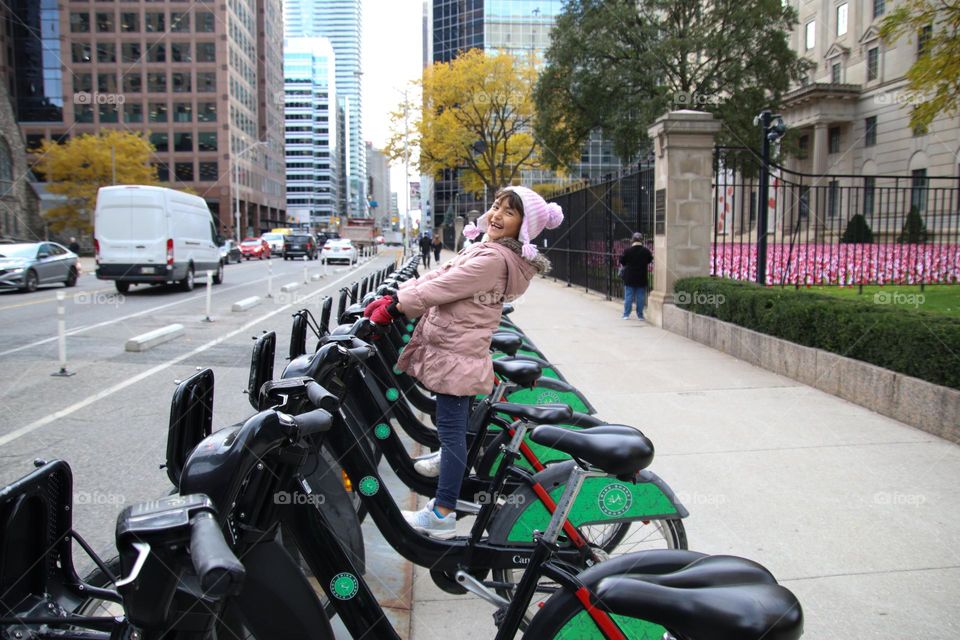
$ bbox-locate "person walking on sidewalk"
[619,232,653,320]
[364,186,563,538]
[432,234,442,263]
[419,233,433,268]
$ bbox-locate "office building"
[286,0,366,217]
[8,0,286,237]
[284,37,339,229]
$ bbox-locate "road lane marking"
[0,265,367,448]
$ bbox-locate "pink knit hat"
[463,186,564,259]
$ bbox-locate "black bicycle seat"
[595,578,803,640]
[492,358,540,386]
[492,402,573,425]
[529,425,654,476]
[491,332,522,356]
[638,555,777,588]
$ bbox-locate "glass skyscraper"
[284,37,338,228]
[285,0,366,218]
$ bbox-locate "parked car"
[219,239,242,264]
[94,185,223,293]
[0,242,80,293]
[240,237,271,260]
[283,234,318,260]
[261,232,285,256]
[320,238,358,265]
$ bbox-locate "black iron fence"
[713,146,960,286]
[538,167,655,299]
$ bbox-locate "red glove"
[370,303,396,326]
[363,295,392,318]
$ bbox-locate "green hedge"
[674,277,960,390]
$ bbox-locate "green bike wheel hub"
[330,572,359,600]
[386,388,400,401]
[374,423,391,440]
[358,476,380,496]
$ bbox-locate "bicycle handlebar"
[189,511,245,598]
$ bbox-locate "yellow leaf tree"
[880,0,960,130]
[386,49,541,200]
[32,130,159,234]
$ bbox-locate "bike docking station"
[51,291,75,377]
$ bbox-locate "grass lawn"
[807,284,960,316]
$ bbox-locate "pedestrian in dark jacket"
[619,232,653,320]
[419,234,433,268]
[432,235,442,263]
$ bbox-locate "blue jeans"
[435,393,471,510]
[623,285,647,318]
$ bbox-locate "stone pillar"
[646,110,722,327]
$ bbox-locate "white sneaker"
[403,499,457,539]
[414,451,442,477]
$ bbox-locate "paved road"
[0,251,397,570]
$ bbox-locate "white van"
[94,185,223,293]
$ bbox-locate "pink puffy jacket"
[396,242,537,396]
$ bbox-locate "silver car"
[0,242,80,292]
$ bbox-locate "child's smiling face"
[486,195,523,241]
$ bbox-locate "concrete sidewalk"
[367,267,959,639]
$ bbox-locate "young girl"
[366,186,563,537]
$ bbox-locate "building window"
[798,135,809,159]
[911,168,928,212]
[150,132,168,152]
[99,103,119,124]
[196,72,216,92]
[155,163,169,182]
[173,102,192,122]
[171,43,192,63]
[122,73,142,94]
[149,102,167,122]
[198,132,218,151]
[865,116,877,147]
[175,162,194,182]
[145,12,165,33]
[199,161,219,182]
[121,12,139,33]
[124,103,143,124]
[863,176,875,216]
[97,73,117,93]
[805,21,816,50]
[828,126,841,153]
[173,132,193,152]
[196,42,216,63]
[96,12,114,33]
[74,74,92,94]
[71,43,92,64]
[831,63,841,83]
[70,13,90,33]
[75,104,94,123]
[172,73,192,93]
[837,3,848,36]
[196,12,215,33]
[197,102,217,122]
[147,43,166,63]
[874,0,885,18]
[122,43,142,63]
[918,25,932,55]
[97,43,116,63]
[170,12,190,33]
[867,47,879,81]
[147,73,167,93]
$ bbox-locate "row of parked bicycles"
[0,254,804,639]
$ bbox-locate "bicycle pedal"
[492,606,508,627]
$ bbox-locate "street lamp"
[233,139,267,242]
